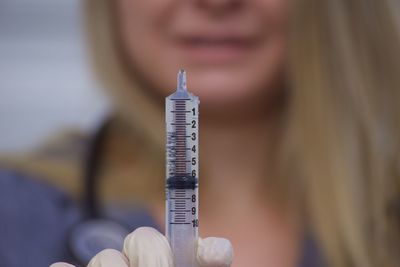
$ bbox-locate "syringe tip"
[177,69,187,91]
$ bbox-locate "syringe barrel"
[165,71,199,267]
[166,187,198,267]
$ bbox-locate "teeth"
[190,38,242,46]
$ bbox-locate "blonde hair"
[85,0,400,266]
[85,0,164,146]
[84,0,165,203]
[289,0,400,266]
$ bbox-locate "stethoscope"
[67,118,133,266]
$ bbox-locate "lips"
[181,35,257,47]
[175,34,260,63]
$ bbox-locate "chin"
[188,70,270,104]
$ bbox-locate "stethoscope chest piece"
[69,219,130,265]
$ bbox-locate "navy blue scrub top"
[0,169,326,267]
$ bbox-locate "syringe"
[166,70,200,267]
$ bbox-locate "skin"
[115,0,300,266]
[115,0,287,119]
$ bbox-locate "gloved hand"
[50,227,233,267]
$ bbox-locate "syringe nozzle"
[177,69,187,91]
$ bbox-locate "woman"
[2,0,399,266]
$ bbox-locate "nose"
[195,0,242,14]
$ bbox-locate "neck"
[200,109,284,220]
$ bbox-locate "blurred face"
[115,0,287,117]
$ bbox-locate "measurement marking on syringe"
[170,210,190,212]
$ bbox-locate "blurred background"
[0,0,109,153]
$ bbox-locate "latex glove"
[51,227,233,267]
